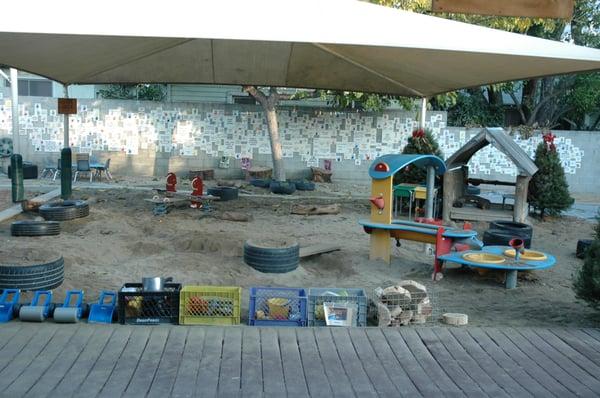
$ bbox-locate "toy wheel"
[244,239,300,273]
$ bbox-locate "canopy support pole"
[419,97,427,129]
[10,68,19,154]
[425,165,435,219]
[63,85,70,148]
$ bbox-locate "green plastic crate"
[179,286,241,325]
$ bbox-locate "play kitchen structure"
[359,154,483,279]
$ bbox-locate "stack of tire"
[0,256,64,291]
[10,200,89,237]
[483,220,533,249]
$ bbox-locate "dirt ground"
[1,180,599,327]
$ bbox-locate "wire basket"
[249,287,307,327]
[118,283,181,325]
[308,287,367,327]
[179,286,241,325]
[372,282,439,327]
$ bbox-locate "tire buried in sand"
[243,239,300,273]
[11,221,60,237]
[39,200,89,221]
[0,250,64,290]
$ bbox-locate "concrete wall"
[0,92,597,194]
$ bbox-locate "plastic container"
[248,287,307,327]
[308,287,367,327]
[179,286,241,325]
[118,283,181,325]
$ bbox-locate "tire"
[11,221,60,237]
[269,181,296,195]
[483,229,532,249]
[488,220,533,239]
[466,185,481,195]
[577,239,593,259]
[243,240,300,273]
[207,187,239,201]
[0,256,64,291]
[292,180,316,191]
[249,178,271,188]
[39,200,89,221]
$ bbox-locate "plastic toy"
[19,290,53,322]
[166,172,177,193]
[54,290,85,323]
[0,289,20,322]
[88,291,117,324]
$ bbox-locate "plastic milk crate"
[308,287,367,327]
[179,286,241,325]
[248,287,307,327]
[118,283,181,325]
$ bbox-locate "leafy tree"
[528,132,574,218]
[395,128,443,184]
[97,84,166,101]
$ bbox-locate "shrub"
[395,128,443,184]
[574,239,600,308]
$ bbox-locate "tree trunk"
[264,104,286,181]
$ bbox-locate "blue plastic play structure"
[88,290,117,324]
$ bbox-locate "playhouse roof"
[369,154,447,180]
[445,128,538,177]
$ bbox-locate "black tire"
[483,229,532,249]
[270,181,296,195]
[243,240,300,273]
[488,220,533,239]
[292,180,316,191]
[577,239,593,259]
[39,200,89,221]
[11,221,60,237]
[0,256,64,291]
[466,185,481,195]
[249,179,271,188]
[207,187,239,201]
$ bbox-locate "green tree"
[395,128,443,184]
[574,238,600,308]
[528,132,574,218]
[97,84,166,101]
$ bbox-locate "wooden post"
[370,177,393,263]
[513,174,531,223]
[442,169,462,223]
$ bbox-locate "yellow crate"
[179,286,241,325]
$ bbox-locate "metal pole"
[10,68,19,154]
[63,85,70,148]
[425,165,435,219]
[419,97,427,129]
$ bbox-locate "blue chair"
[74,158,93,182]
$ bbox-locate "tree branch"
[508,91,527,124]
[243,85,268,107]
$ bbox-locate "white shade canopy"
[1,0,600,97]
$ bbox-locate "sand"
[0,181,598,327]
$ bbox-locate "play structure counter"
[358,219,479,239]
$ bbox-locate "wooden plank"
[26,325,95,398]
[217,328,242,397]
[3,325,76,396]
[124,327,171,397]
[295,328,333,398]
[146,327,188,398]
[277,328,310,397]
[549,329,600,363]
[516,328,600,392]
[541,328,600,367]
[0,324,59,391]
[482,328,586,396]
[348,328,399,397]
[398,328,465,396]
[448,328,532,397]
[329,328,377,397]
[171,327,205,398]
[299,244,341,258]
[75,326,133,396]
[581,328,600,345]
[50,326,113,395]
[0,188,60,222]
[0,323,24,351]
[195,327,224,398]
[432,0,574,19]
[259,328,286,397]
[0,323,40,374]
[381,328,442,397]
[450,207,513,222]
[97,327,151,398]
[364,328,421,397]
[240,328,263,398]
[422,328,505,397]
[312,328,354,398]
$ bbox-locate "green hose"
[61,148,72,199]
[10,154,24,203]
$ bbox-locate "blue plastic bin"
[249,287,307,327]
[308,287,367,327]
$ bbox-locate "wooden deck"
[1,323,599,397]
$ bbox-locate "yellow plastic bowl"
[503,249,547,261]
[462,252,506,264]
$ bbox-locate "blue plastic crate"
[249,287,307,327]
[308,287,367,327]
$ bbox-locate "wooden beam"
[432,0,574,19]
[0,188,60,223]
[299,244,341,258]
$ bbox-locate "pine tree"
[528,132,574,219]
[395,128,443,184]
[574,238,600,308]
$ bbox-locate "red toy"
[190,176,204,209]
[166,172,177,193]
